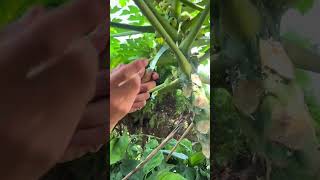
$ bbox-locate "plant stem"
[173,0,182,19]
[111,31,142,37]
[180,0,205,11]
[110,22,154,33]
[144,0,181,41]
[165,122,194,161]
[134,0,192,77]
[179,1,210,54]
[150,79,180,93]
[122,123,183,180]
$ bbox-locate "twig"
[122,122,183,180]
[165,122,194,161]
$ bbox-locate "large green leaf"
[188,152,206,166]
[157,171,186,180]
[110,134,130,165]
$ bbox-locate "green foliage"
[110,133,130,165]
[110,133,209,179]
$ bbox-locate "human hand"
[60,24,109,162]
[0,1,104,179]
[109,60,149,131]
[129,69,159,113]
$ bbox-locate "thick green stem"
[173,0,182,19]
[179,1,210,54]
[180,0,204,11]
[150,79,180,93]
[110,22,154,33]
[134,0,192,77]
[144,0,181,41]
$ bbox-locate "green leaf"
[157,171,186,180]
[110,134,130,165]
[119,0,127,7]
[188,152,206,166]
[293,0,315,14]
[143,151,164,175]
[146,138,159,150]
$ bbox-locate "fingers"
[135,92,150,102]
[141,69,152,82]
[140,81,157,93]
[152,72,159,80]
[141,70,159,83]
[1,0,104,73]
[77,100,107,129]
[31,38,98,106]
[111,59,148,85]
[129,101,147,113]
[89,24,107,54]
[69,125,106,147]
[92,70,108,101]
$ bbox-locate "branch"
[134,0,192,77]
[110,22,154,33]
[122,123,183,180]
[165,122,194,161]
[111,31,142,37]
[150,79,180,93]
[179,1,210,54]
[180,0,205,11]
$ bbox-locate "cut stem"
[165,122,194,161]
[134,0,192,77]
[150,79,180,93]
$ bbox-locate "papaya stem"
[179,1,210,54]
[144,0,180,41]
[110,22,154,33]
[111,31,142,37]
[173,0,182,19]
[150,79,180,93]
[134,0,192,77]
